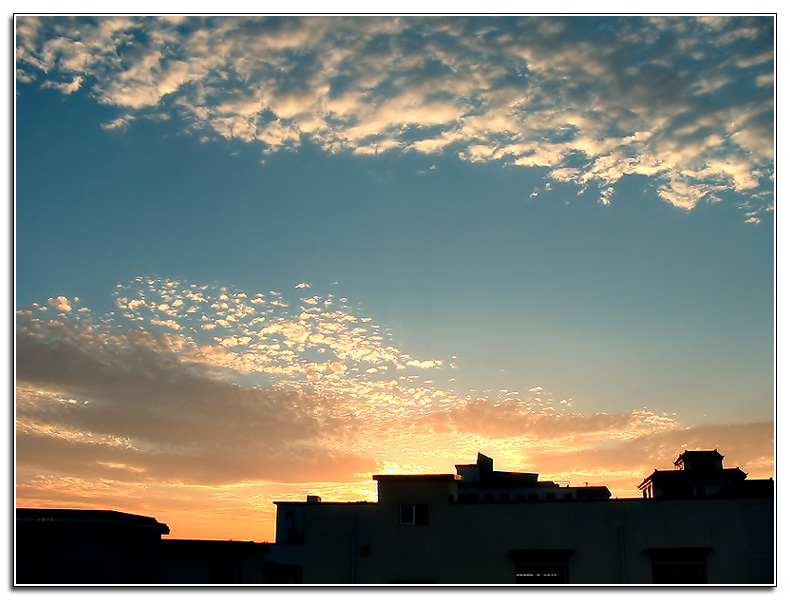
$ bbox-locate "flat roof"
[273,500,373,505]
[15,508,170,535]
[372,474,461,482]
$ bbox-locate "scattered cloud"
[15,15,774,220]
[16,277,773,535]
[17,277,692,487]
[47,296,72,312]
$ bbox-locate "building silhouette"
[637,449,771,499]
[14,450,774,585]
[268,451,773,584]
[15,508,274,584]
[15,509,171,584]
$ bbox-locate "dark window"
[545,492,556,501]
[284,508,294,518]
[516,493,525,502]
[399,504,413,524]
[509,549,572,584]
[399,504,428,525]
[563,493,572,501]
[415,504,428,525]
[360,545,371,557]
[528,493,538,501]
[652,560,706,584]
[646,548,709,584]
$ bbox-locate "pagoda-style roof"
[674,449,724,469]
[638,467,746,491]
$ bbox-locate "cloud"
[17,277,690,489]
[43,76,82,94]
[47,296,72,312]
[16,277,773,533]
[17,277,458,487]
[439,396,676,442]
[15,323,374,485]
[15,16,774,220]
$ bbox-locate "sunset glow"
[15,15,774,542]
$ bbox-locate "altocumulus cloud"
[15,15,774,220]
[16,277,688,492]
[16,319,375,485]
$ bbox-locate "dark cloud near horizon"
[16,316,376,485]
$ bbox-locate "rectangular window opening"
[646,548,709,584]
[399,504,428,525]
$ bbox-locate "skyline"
[15,15,775,541]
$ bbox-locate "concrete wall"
[16,520,164,584]
[298,492,774,584]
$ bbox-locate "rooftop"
[16,508,170,536]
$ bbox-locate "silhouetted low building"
[157,539,271,584]
[270,451,774,584]
[15,508,274,584]
[15,508,170,584]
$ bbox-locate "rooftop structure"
[636,449,767,499]
[453,452,611,502]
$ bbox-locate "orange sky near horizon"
[17,420,774,542]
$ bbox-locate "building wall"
[156,539,271,584]
[16,520,164,584]
[298,492,774,584]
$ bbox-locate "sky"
[14,14,775,542]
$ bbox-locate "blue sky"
[15,15,774,539]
